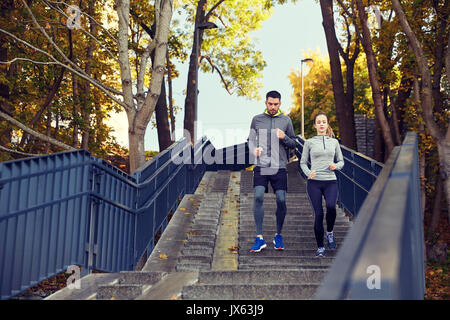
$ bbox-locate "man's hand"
[309,170,316,179]
[276,128,285,140]
[254,147,263,158]
[329,163,337,171]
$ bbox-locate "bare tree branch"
[205,0,226,21]
[0,57,58,65]
[200,55,232,95]
[0,28,129,110]
[0,145,41,156]
[44,0,119,45]
[0,110,76,151]
[41,0,119,63]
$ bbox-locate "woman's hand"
[329,163,337,171]
[309,170,316,179]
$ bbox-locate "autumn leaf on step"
[159,253,168,260]
[228,246,240,253]
[179,207,186,211]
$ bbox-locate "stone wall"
[354,114,376,158]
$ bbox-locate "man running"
[248,90,297,252]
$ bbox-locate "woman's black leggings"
[306,179,338,248]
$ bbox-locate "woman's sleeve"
[300,140,311,177]
[335,140,344,170]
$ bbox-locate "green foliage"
[178,0,272,100]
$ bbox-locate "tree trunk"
[319,0,356,149]
[356,0,395,158]
[413,77,426,219]
[167,52,176,141]
[81,0,98,150]
[373,119,385,162]
[155,75,172,151]
[430,173,443,233]
[431,0,448,119]
[68,29,79,148]
[391,0,450,221]
[117,0,173,173]
[18,66,65,149]
[184,0,207,144]
[128,119,146,172]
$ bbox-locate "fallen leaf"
[228,246,240,252]
[165,238,172,241]
[159,253,168,260]
[110,297,116,300]
[184,212,191,215]
[179,207,186,211]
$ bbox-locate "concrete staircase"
[46,162,352,300]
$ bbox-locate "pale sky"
[109,0,329,151]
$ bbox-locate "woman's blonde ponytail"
[326,126,335,138]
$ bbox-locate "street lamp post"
[194,21,218,142]
[301,58,313,138]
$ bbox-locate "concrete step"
[239,240,343,250]
[240,248,338,257]
[238,255,335,267]
[239,232,347,242]
[239,211,342,217]
[196,269,327,285]
[182,283,320,300]
[176,263,211,272]
[97,283,142,300]
[118,271,166,285]
[238,224,351,232]
[182,248,214,256]
[187,232,216,240]
[177,255,213,268]
[183,239,216,247]
[96,271,167,300]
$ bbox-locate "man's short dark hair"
[266,90,281,100]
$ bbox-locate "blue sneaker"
[315,247,326,257]
[327,232,337,250]
[250,237,267,253]
[273,234,284,250]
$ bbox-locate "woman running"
[300,112,344,257]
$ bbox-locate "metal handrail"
[315,132,425,299]
[0,137,209,299]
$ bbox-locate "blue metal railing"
[0,131,423,300]
[294,136,384,217]
[315,132,425,299]
[0,137,208,299]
